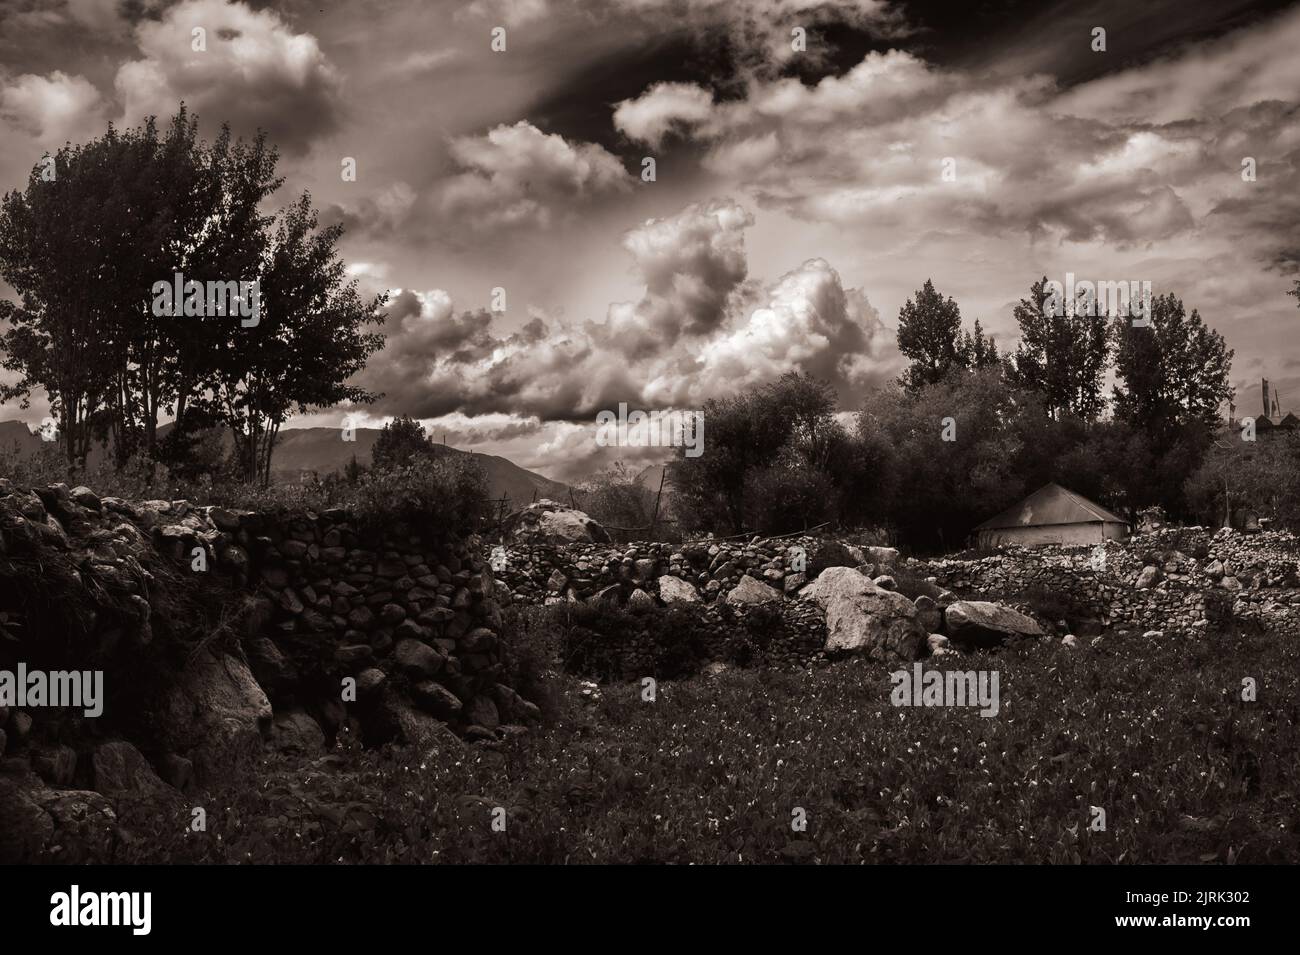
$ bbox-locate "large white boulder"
[658,575,701,605]
[724,575,783,606]
[507,500,610,544]
[802,567,926,661]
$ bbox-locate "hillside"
[268,427,570,507]
[0,420,569,509]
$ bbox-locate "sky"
[1,0,1298,481]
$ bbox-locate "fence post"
[649,469,666,540]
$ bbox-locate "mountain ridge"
[0,420,570,509]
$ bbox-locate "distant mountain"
[0,420,41,458]
[0,420,569,510]
[268,427,570,508]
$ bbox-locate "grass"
[115,622,1300,864]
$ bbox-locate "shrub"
[499,605,563,722]
[528,601,716,682]
[349,453,489,540]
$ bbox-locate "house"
[974,483,1130,549]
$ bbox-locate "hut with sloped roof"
[974,483,1130,549]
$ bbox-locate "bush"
[499,605,564,723]
[743,465,838,535]
[525,601,716,682]
[349,453,489,540]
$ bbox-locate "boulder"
[468,695,501,730]
[864,546,900,568]
[271,710,326,755]
[355,668,388,699]
[803,540,861,576]
[627,588,656,613]
[507,500,610,544]
[944,600,1043,649]
[411,680,463,718]
[378,691,463,751]
[158,649,273,753]
[724,575,783,606]
[801,567,926,661]
[69,486,101,510]
[92,741,172,797]
[658,575,701,605]
[0,770,117,864]
[913,594,942,632]
[394,638,444,678]
[1135,565,1162,589]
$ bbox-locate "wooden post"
[649,469,665,540]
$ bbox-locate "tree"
[212,193,386,484]
[860,366,1022,551]
[373,415,433,472]
[668,372,863,535]
[957,318,1001,370]
[0,137,126,469]
[578,462,657,531]
[1112,293,1232,437]
[0,107,281,470]
[895,279,963,392]
[1006,277,1110,421]
[1186,433,1300,532]
[669,388,790,533]
[1108,293,1232,519]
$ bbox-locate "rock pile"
[925,527,1300,635]
[489,531,891,608]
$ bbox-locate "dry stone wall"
[923,528,1300,635]
[0,479,540,862]
[489,522,1300,640]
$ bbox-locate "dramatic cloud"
[436,121,632,231]
[613,8,1300,268]
[115,0,343,154]
[691,257,899,404]
[355,199,901,435]
[0,70,105,144]
[465,0,908,68]
[603,199,754,356]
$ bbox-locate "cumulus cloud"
[0,71,106,144]
[353,199,901,435]
[114,0,343,154]
[613,82,715,148]
[692,258,899,404]
[436,121,632,231]
[602,199,754,356]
